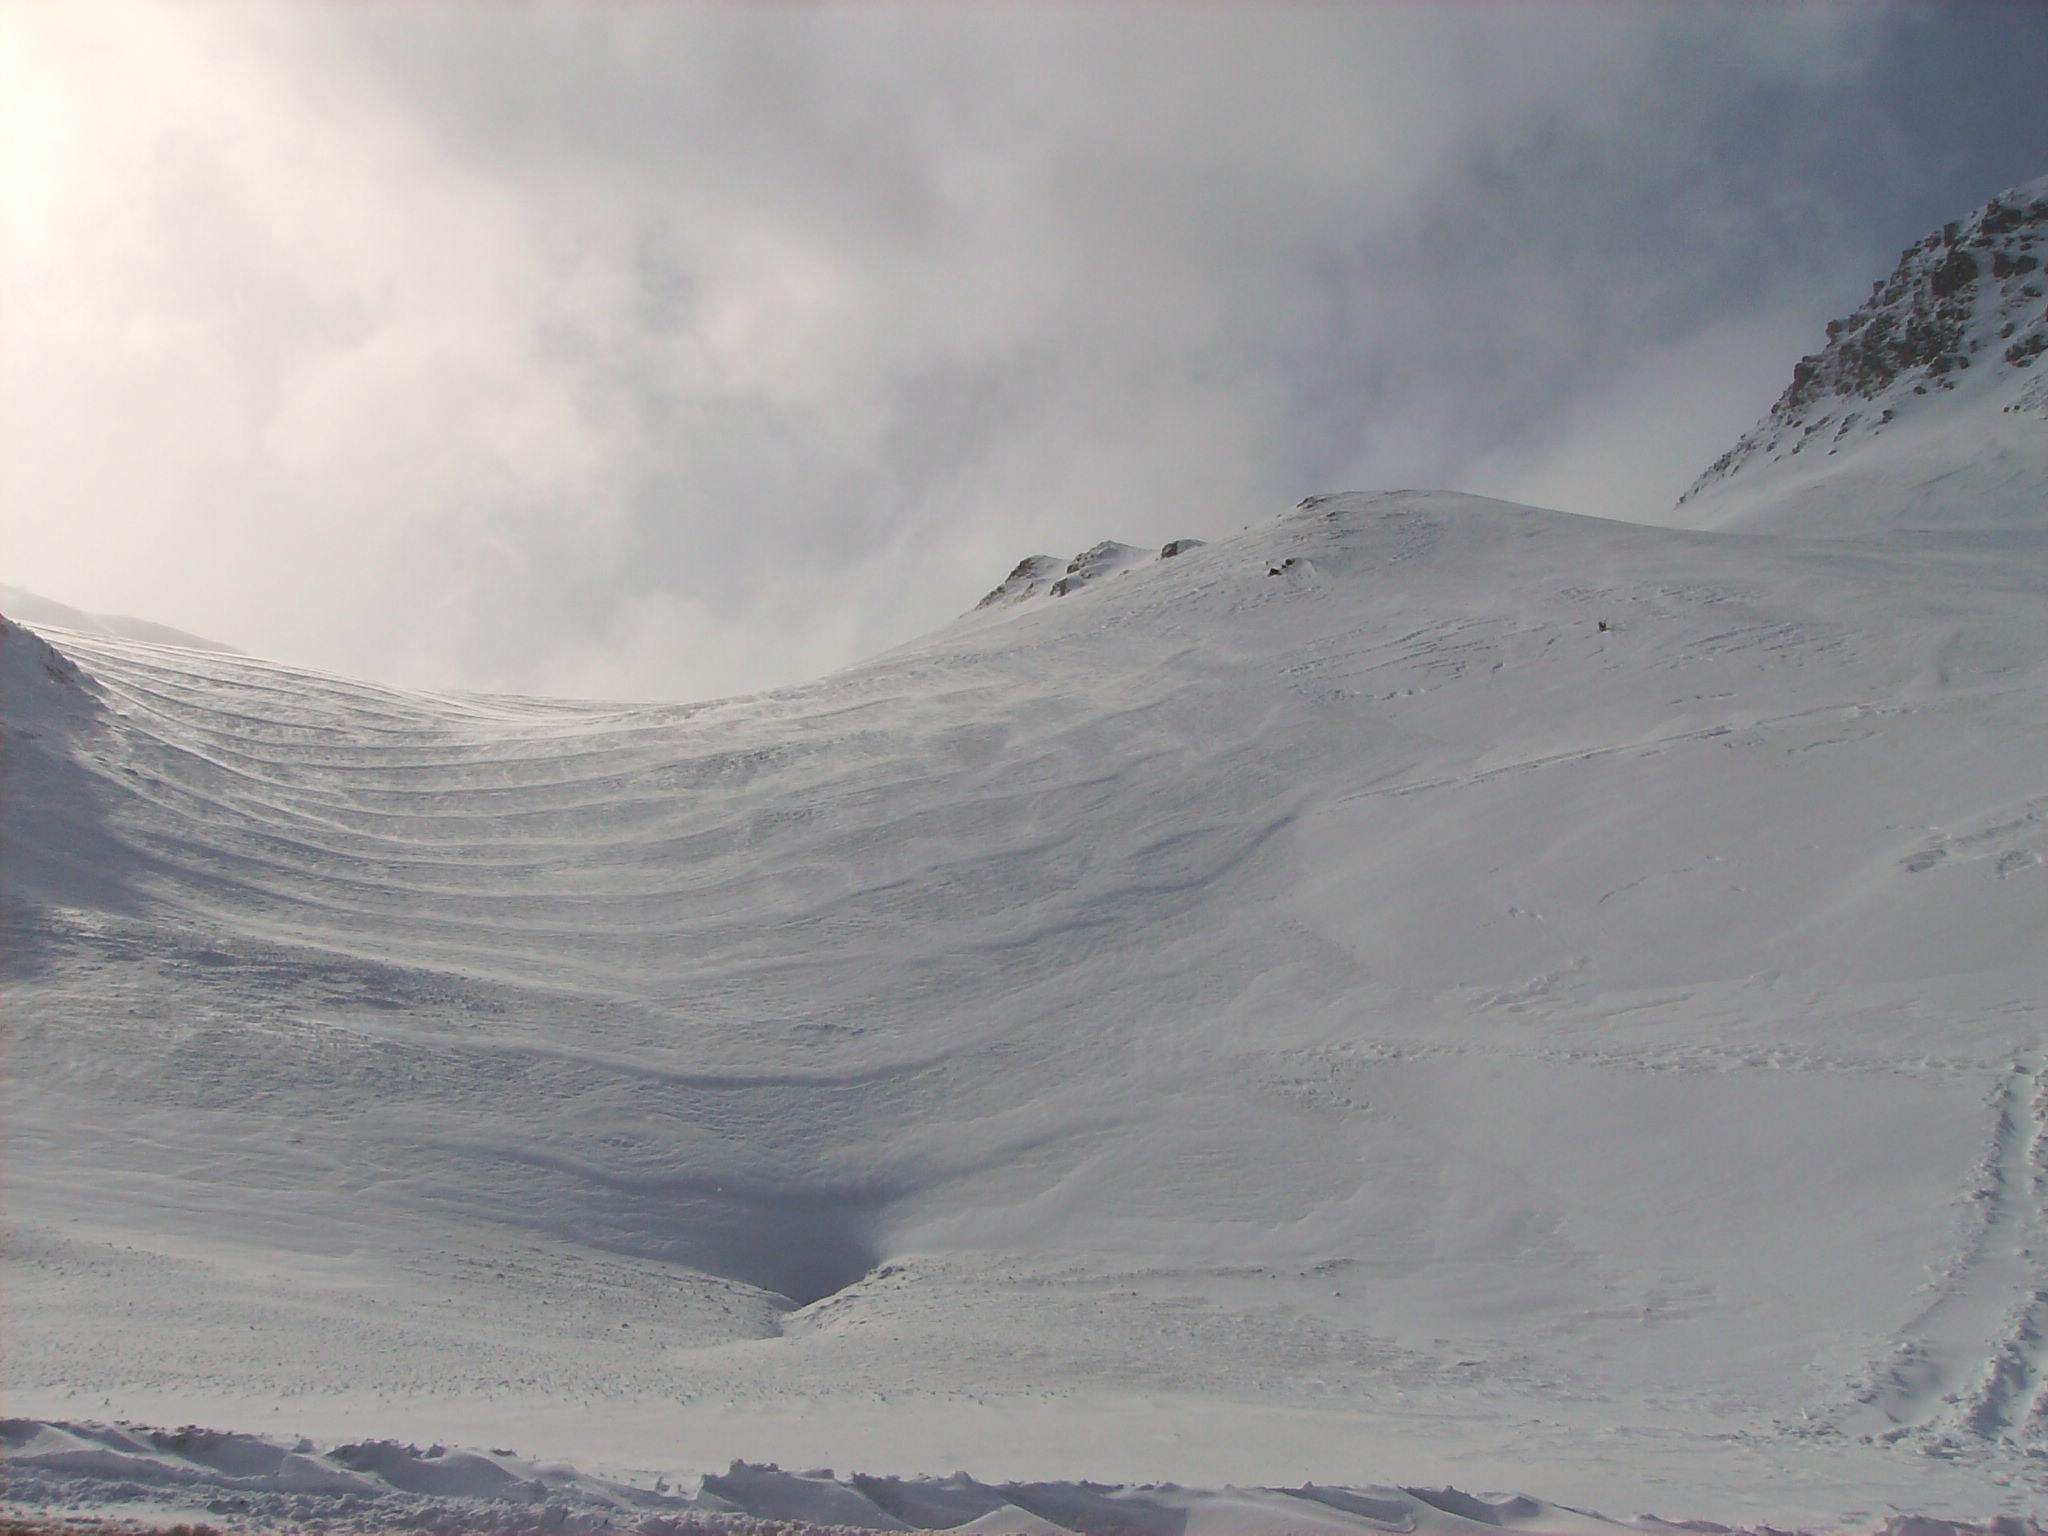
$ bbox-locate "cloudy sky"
[5,2,2046,701]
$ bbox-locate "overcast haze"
[5,2,2047,702]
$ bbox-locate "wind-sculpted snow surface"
[6,482,2048,1524]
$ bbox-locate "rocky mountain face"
[1681,174,2048,506]
[975,537,1204,609]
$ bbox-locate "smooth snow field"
[6,466,2048,1527]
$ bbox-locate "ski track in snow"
[1846,1051,2048,1454]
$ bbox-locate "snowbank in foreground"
[6,1420,2031,1536]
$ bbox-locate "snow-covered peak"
[1678,173,2048,519]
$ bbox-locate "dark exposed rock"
[975,541,1158,610]
[975,556,1063,609]
[1929,248,1980,298]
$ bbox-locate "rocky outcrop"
[975,537,1203,611]
[1681,174,2048,504]
[975,555,1066,609]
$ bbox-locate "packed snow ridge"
[4,174,2048,1532]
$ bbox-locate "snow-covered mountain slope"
[5,482,2047,1523]
[1675,174,2048,536]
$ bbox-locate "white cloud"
[1461,305,1828,525]
[2,0,2038,700]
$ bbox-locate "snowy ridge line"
[1,1422,2030,1536]
[0,587,243,658]
[23,623,609,727]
